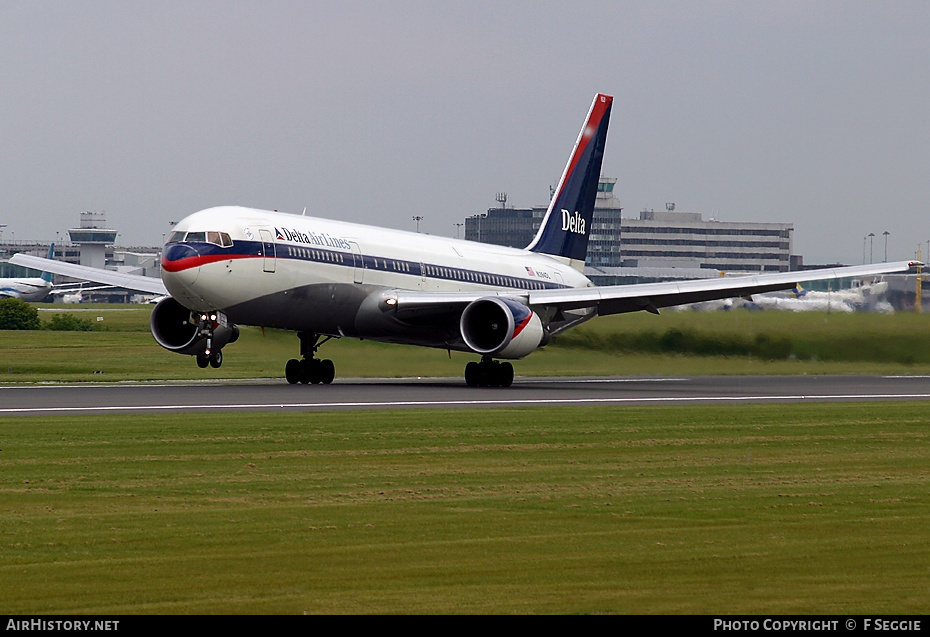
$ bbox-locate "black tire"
[499,362,514,388]
[298,359,312,384]
[465,361,479,387]
[209,350,223,368]
[487,361,501,387]
[196,353,209,369]
[320,359,335,384]
[285,359,301,384]
[309,358,323,384]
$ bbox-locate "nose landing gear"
[196,349,223,369]
[194,312,227,369]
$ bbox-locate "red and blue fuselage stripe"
[162,240,572,291]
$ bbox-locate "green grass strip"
[4,306,930,381]
[1,403,928,614]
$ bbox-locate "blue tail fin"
[42,244,55,283]
[526,93,612,270]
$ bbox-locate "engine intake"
[460,297,545,359]
[150,297,239,355]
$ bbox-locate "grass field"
[2,306,929,614]
[1,403,928,614]
[2,305,930,382]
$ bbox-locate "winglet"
[526,93,613,271]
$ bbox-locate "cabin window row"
[421,265,548,289]
[279,247,552,290]
[286,247,346,264]
[367,258,412,273]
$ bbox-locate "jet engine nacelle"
[150,297,239,355]
[459,297,546,359]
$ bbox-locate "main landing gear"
[464,356,514,388]
[285,332,336,385]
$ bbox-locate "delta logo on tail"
[527,94,611,264]
[561,209,586,235]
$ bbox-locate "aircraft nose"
[161,243,201,288]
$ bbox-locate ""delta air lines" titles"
[276,227,352,251]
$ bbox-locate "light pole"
[868,232,875,263]
[412,215,424,233]
[883,231,890,263]
[454,223,463,239]
[863,236,867,264]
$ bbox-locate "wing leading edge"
[387,260,919,319]
[9,254,169,296]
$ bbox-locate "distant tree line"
[0,298,98,331]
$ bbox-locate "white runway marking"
[520,377,688,384]
[4,393,930,415]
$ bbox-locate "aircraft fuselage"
[161,206,591,350]
[0,278,52,302]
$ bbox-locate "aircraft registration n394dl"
[12,93,919,386]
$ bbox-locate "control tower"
[68,212,117,269]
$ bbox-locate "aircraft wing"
[9,254,169,296]
[390,260,918,318]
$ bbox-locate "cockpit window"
[207,231,234,247]
[172,230,233,247]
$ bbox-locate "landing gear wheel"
[499,362,514,388]
[465,361,479,387]
[196,353,209,369]
[288,332,338,386]
[209,350,223,368]
[297,359,313,384]
[309,359,323,384]
[464,358,515,388]
[285,358,301,384]
[320,359,335,384]
[480,363,494,387]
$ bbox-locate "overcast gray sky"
[2,1,928,264]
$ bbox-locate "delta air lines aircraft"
[12,94,918,386]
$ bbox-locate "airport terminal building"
[0,212,161,302]
[464,178,795,282]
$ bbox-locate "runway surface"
[3,374,930,416]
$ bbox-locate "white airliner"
[1,245,54,301]
[683,280,894,313]
[0,274,52,302]
[12,93,918,386]
[3,245,115,303]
